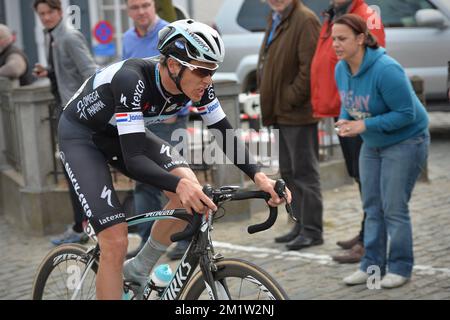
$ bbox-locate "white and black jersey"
[64,57,226,132]
[58,57,259,233]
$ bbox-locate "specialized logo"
[161,144,171,158]
[120,94,129,108]
[101,186,114,208]
[144,210,175,218]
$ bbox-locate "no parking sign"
[93,20,114,44]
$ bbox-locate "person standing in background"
[0,24,34,86]
[33,0,97,245]
[447,60,450,101]
[310,0,385,263]
[332,14,429,288]
[257,0,323,250]
[123,0,191,260]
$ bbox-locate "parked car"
[172,0,190,19]
[215,0,450,101]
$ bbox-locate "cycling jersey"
[58,57,259,233]
[64,58,226,131]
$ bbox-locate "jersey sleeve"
[110,69,146,136]
[194,84,226,126]
[109,68,181,192]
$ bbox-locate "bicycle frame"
[74,208,217,301]
[129,209,212,300]
[70,179,292,301]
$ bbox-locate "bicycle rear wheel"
[181,258,288,300]
[32,243,98,300]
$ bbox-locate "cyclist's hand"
[254,173,292,207]
[176,178,217,214]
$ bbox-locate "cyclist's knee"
[98,224,128,262]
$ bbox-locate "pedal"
[213,253,224,261]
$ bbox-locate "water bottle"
[122,289,132,300]
[145,264,173,300]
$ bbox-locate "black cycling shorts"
[58,114,189,234]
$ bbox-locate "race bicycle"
[32,180,295,300]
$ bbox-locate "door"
[369,0,450,99]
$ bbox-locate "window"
[237,0,271,32]
[367,0,436,27]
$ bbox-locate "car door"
[368,0,450,99]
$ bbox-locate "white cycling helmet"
[158,19,225,64]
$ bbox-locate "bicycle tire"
[181,258,289,300]
[31,243,98,300]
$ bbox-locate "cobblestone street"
[1,113,449,300]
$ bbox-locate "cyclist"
[58,19,291,300]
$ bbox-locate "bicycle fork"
[70,246,99,300]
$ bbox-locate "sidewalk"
[1,117,449,300]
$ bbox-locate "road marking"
[213,241,450,276]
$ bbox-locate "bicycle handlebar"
[170,179,292,242]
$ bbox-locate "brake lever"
[274,179,298,223]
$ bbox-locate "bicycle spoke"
[238,278,244,299]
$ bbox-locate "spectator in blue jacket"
[332,14,429,288]
[123,0,190,260]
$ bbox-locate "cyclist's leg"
[122,167,196,297]
[96,223,128,299]
[59,118,128,300]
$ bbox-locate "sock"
[123,237,168,292]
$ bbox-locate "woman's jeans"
[359,133,430,278]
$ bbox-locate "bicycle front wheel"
[181,258,288,300]
[31,243,98,300]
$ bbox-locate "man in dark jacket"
[257,0,323,250]
[0,24,34,86]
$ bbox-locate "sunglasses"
[169,55,219,78]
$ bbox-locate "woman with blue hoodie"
[332,14,429,288]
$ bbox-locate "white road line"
[213,241,450,276]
